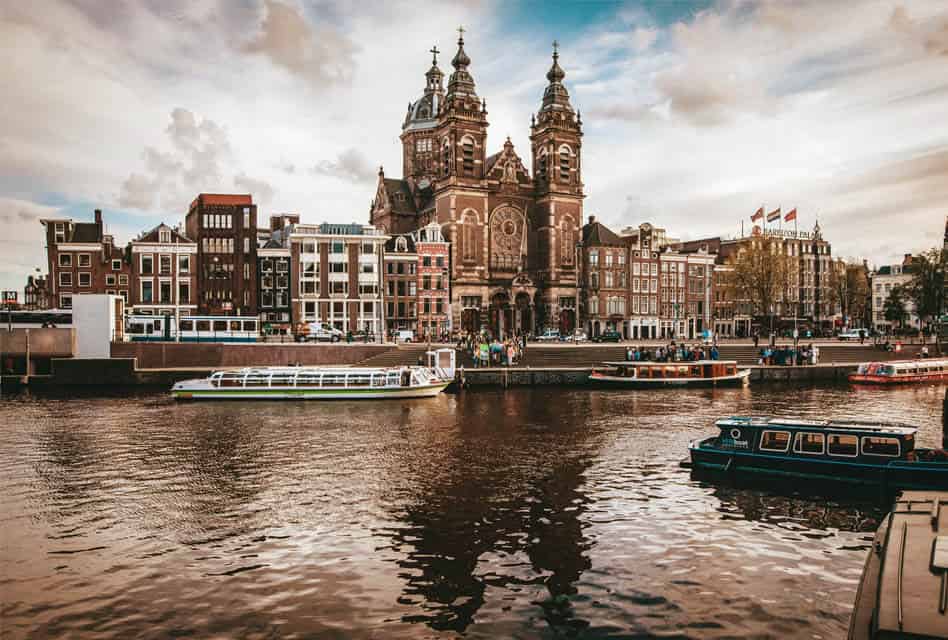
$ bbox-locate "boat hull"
[848,372,948,385]
[172,381,450,401]
[590,369,750,388]
[689,445,948,491]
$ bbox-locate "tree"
[727,237,793,325]
[883,286,907,331]
[828,259,870,327]
[907,247,947,331]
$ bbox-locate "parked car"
[561,330,588,342]
[592,330,623,343]
[305,322,343,343]
[535,329,561,342]
[838,328,868,341]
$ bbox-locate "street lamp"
[575,240,583,343]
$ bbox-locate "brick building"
[383,233,418,337]
[370,35,583,337]
[658,247,715,340]
[39,209,131,309]
[580,216,627,337]
[621,222,664,340]
[257,214,298,333]
[128,223,198,317]
[185,194,258,316]
[23,274,50,310]
[289,222,387,337]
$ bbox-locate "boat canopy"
[715,416,918,436]
[601,360,739,366]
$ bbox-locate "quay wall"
[110,341,394,369]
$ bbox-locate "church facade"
[369,31,584,337]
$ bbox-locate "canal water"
[0,384,944,639]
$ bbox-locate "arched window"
[462,212,476,262]
[561,217,575,265]
[442,138,451,176]
[395,237,407,252]
[537,149,548,181]
[559,145,571,183]
[461,136,475,175]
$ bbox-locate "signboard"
[2,291,17,305]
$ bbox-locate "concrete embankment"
[456,363,858,387]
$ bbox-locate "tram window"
[759,430,790,453]
[862,436,900,457]
[197,320,210,331]
[243,321,256,332]
[793,432,825,455]
[229,321,241,331]
[213,321,227,332]
[827,434,858,457]
[180,320,194,331]
[152,320,162,332]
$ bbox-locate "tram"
[126,314,259,342]
[0,310,73,328]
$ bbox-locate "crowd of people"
[758,344,819,366]
[458,332,528,367]
[623,342,719,362]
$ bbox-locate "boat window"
[270,375,291,386]
[759,430,790,453]
[827,434,858,457]
[297,374,320,385]
[245,376,268,386]
[347,374,371,387]
[793,432,825,455]
[323,374,346,387]
[691,366,700,377]
[857,364,868,374]
[861,436,900,457]
[387,372,400,386]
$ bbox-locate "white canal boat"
[171,366,451,400]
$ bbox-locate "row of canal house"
[580,217,716,340]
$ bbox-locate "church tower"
[400,46,444,189]
[435,28,489,187]
[530,42,583,327]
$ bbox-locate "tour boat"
[589,360,750,387]
[171,366,451,400]
[849,357,948,385]
[686,417,948,490]
[848,491,948,639]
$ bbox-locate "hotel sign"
[751,226,814,240]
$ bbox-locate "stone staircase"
[355,345,432,367]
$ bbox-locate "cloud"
[234,173,275,204]
[242,0,357,88]
[312,147,376,183]
[119,108,234,211]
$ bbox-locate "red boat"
[849,358,948,385]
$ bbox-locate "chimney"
[94,208,102,224]
[588,215,597,225]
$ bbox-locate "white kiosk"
[72,294,125,358]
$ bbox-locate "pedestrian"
[753,331,759,349]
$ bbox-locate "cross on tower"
[457,25,465,42]
[430,45,440,64]
[552,39,559,57]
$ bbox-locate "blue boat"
[687,417,948,491]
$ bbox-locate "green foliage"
[907,247,947,326]
[883,286,906,327]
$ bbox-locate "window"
[59,253,72,267]
[244,237,250,253]
[60,294,72,308]
[759,430,790,452]
[78,253,91,268]
[159,255,172,275]
[106,275,116,286]
[141,255,153,275]
[793,432,825,455]
[559,146,570,182]
[330,262,347,273]
[330,281,348,295]
[119,274,128,286]
[862,436,900,457]
[361,263,374,274]
[331,241,345,254]
[59,272,72,287]
[827,434,858,457]
[422,256,432,267]
[178,281,190,304]
[112,259,122,271]
[462,137,475,175]
[159,229,171,243]
[159,281,172,304]
[178,255,189,273]
[243,208,250,228]
[362,242,375,255]
[442,138,451,176]
[537,150,548,181]
[589,250,598,266]
[141,280,153,303]
[54,223,65,243]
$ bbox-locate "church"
[369,29,584,337]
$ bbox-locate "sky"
[2,0,947,293]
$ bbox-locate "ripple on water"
[0,384,942,638]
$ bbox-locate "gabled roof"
[582,220,623,246]
[383,178,417,215]
[69,222,102,243]
[134,223,194,244]
[385,233,416,253]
